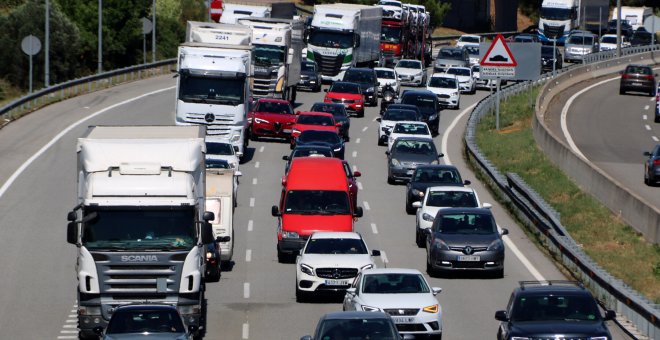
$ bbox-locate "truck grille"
[182,112,237,136]
[313,52,344,77]
[315,268,358,279]
[384,308,419,316]
[252,72,277,98]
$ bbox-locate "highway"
[0,74,631,339]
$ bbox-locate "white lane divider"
[362,126,368,132]
[259,146,265,153]
[352,151,357,158]
[653,136,659,142]
[363,201,370,211]
[244,283,250,299]
[503,236,545,281]
[352,165,358,172]
[644,105,650,110]
[255,161,260,168]
[58,304,79,339]
[357,181,363,191]
[645,125,651,131]
[246,249,252,262]
[242,323,250,339]
[249,198,255,207]
[372,117,379,122]
[252,178,258,185]
[380,250,389,265]
[248,220,253,232]
[370,223,378,234]
[643,114,648,120]
[441,102,478,165]
[356,138,361,144]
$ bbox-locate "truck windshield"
[381,26,402,43]
[82,208,197,251]
[179,74,244,105]
[284,190,351,215]
[253,44,286,66]
[540,7,573,21]
[308,30,354,49]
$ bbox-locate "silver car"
[564,31,598,63]
[433,46,469,73]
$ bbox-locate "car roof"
[292,145,333,152]
[310,231,361,239]
[393,120,427,126]
[427,185,474,193]
[513,281,590,295]
[346,67,375,73]
[416,164,457,171]
[297,111,334,117]
[312,102,344,107]
[362,267,424,275]
[393,136,436,142]
[435,207,492,215]
[401,89,436,96]
[320,311,392,320]
[286,157,347,190]
[430,73,456,79]
[447,66,470,70]
[257,98,291,104]
[374,67,395,72]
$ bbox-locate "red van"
[271,157,363,262]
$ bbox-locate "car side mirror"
[203,211,215,222]
[424,228,433,235]
[500,228,509,236]
[336,122,342,127]
[354,207,364,218]
[346,287,357,295]
[283,155,289,160]
[431,287,442,296]
[482,202,492,209]
[604,310,616,321]
[216,236,231,243]
[376,117,381,122]
[371,249,381,256]
[412,201,422,208]
[271,205,280,217]
[438,153,444,158]
[354,171,362,177]
[643,151,651,157]
[385,151,390,155]
[235,171,242,177]
[494,310,509,321]
[464,180,471,185]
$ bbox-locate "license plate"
[282,129,292,133]
[458,255,480,261]
[325,279,348,286]
[392,317,415,324]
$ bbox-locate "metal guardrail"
[463,46,660,339]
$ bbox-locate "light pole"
[98,0,102,73]
[152,0,156,62]
[45,0,50,87]
[616,0,621,58]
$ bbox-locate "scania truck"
[306,4,382,82]
[174,21,253,156]
[238,17,304,102]
[538,0,609,44]
[66,125,214,339]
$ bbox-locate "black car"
[405,165,470,214]
[512,33,539,43]
[298,60,322,92]
[94,304,196,339]
[620,64,656,96]
[386,137,443,184]
[283,145,334,174]
[425,207,508,278]
[631,29,653,46]
[643,144,660,186]
[495,281,615,340]
[607,19,633,37]
[294,130,345,159]
[343,67,379,106]
[385,103,422,117]
[398,90,441,135]
[301,311,402,340]
[540,45,563,72]
[310,102,351,141]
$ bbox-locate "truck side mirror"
[216,236,231,243]
[371,249,381,256]
[354,206,364,218]
[203,211,215,222]
[201,223,214,244]
[271,205,281,217]
[67,222,79,245]
[67,211,77,221]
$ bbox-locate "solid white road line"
[0,86,175,200]
[249,198,255,207]
[259,146,265,153]
[441,102,478,165]
[370,223,378,234]
[252,178,258,185]
[362,126,368,132]
[352,151,357,158]
[242,323,250,339]
[356,138,361,144]
[62,325,76,328]
[363,201,370,210]
[255,161,260,168]
[503,236,545,281]
[246,249,252,262]
[357,181,363,190]
[561,76,619,161]
[248,220,253,232]
[244,283,250,299]
[380,250,389,264]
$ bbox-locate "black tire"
[387,176,395,185]
[205,267,221,282]
[358,110,364,118]
[493,268,504,279]
[295,284,306,303]
[78,330,97,340]
[426,256,436,278]
[644,176,650,185]
[277,248,287,263]
[405,201,416,215]
[415,229,425,248]
[314,85,321,93]
[249,129,258,142]
[378,138,385,146]
[620,88,625,95]
[290,87,297,104]
[430,333,443,340]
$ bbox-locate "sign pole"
[496,78,501,131]
[552,38,556,76]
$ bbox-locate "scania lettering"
[66,126,214,340]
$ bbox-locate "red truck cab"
[272,157,363,262]
[247,98,296,141]
[380,19,406,67]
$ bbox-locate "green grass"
[474,86,660,303]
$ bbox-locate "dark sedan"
[301,311,401,340]
[94,304,195,339]
[298,60,322,92]
[644,144,660,186]
[343,67,379,106]
[541,46,562,72]
[607,19,633,37]
[425,207,508,278]
[294,130,345,159]
[398,90,441,135]
[620,64,656,96]
[405,165,470,214]
[311,102,351,141]
[283,145,334,174]
[386,137,443,184]
[385,103,421,117]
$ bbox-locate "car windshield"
[381,26,402,44]
[302,62,317,72]
[541,46,557,57]
[393,139,435,155]
[311,104,347,118]
[362,273,430,294]
[256,101,293,114]
[206,142,234,155]
[427,191,477,208]
[510,294,601,322]
[383,110,418,121]
[206,159,230,169]
[304,238,368,254]
[429,77,457,89]
[396,60,421,69]
[568,35,594,45]
[284,190,350,214]
[413,168,462,184]
[460,36,480,43]
[401,95,435,112]
[447,68,470,77]
[438,49,464,60]
[253,44,286,66]
[298,130,341,143]
[376,69,396,79]
[317,318,398,340]
[106,309,185,334]
[601,36,617,44]
[292,148,333,158]
[298,114,334,126]
[308,29,354,49]
[393,123,429,135]
[330,83,360,94]
[434,212,497,234]
[344,71,375,84]
[465,45,479,55]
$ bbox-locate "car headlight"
[429,114,438,120]
[511,338,531,340]
[282,231,299,239]
[292,128,301,134]
[229,162,238,169]
[366,87,375,93]
[451,92,459,97]
[334,147,342,152]
[384,93,394,101]
[422,213,435,222]
[431,160,439,165]
[487,239,504,251]
[416,72,424,77]
[433,239,449,250]
[230,134,241,143]
[360,264,374,271]
[422,304,439,313]
[589,337,608,340]
[391,158,400,166]
[254,117,269,124]
[361,305,380,312]
[300,263,314,276]
[206,251,214,259]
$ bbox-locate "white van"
[612,6,653,31]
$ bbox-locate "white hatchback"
[295,232,380,302]
[426,73,460,109]
[387,121,432,151]
[446,66,476,94]
[375,67,401,96]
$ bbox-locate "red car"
[247,98,296,141]
[342,160,362,211]
[290,111,340,147]
[323,81,365,118]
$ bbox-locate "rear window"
[297,114,334,126]
[568,35,594,45]
[330,82,360,94]
[625,66,652,75]
[383,110,418,121]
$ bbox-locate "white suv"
[296,232,381,302]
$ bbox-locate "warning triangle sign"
[480,34,517,67]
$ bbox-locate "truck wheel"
[290,87,297,104]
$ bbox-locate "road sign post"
[480,34,518,131]
[21,35,42,93]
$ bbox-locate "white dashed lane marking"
[244,283,250,299]
[356,138,361,144]
[252,178,258,185]
[352,165,357,172]
[653,136,659,142]
[352,151,357,158]
[646,125,651,130]
[259,146,265,153]
[643,114,648,120]
[363,201,370,210]
[248,220,253,232]
[644,105,650,110]
[249,198,255,207]
[380,250,389,265]
[246,249,252,262]
[362,126,368,132]
[242,323,250,339]
[370,223,378,234]
[255,161,260,168]
[357,181,363,190]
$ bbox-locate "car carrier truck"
[306,4,382,82]
[66,125,215,339]
[174,21,253,156]
[238,17,304,102]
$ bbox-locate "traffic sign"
[480,34,517,67]
[210,0,223,23]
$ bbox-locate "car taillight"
[621,74,631,79]
[653,159,660,166]
[645,75,655,81]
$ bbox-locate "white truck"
[612,6,653,31]
[306,4,382,81]
[537,0,609,44]
[174,21,253,156]
[66,125,214,340]
[220,3,271,24]
[205,167,239,274]
[238,17,304,101]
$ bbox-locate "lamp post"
[98,0,102,73]
[152,0,156,62]
[45,0,50,87]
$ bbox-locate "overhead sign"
[479,42,541,81]
[480,34,517,67]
